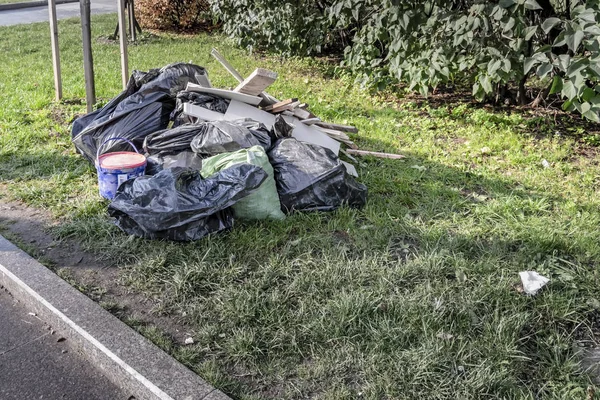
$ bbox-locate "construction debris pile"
[71,49,384,241]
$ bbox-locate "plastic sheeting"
[171,91,230,126]
[72,63,209,163]
[190,120,266,156]
[268,138,367,212]
[108,164,268,241]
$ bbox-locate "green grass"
[1,13,600,400]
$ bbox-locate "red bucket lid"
[99,152,146,169]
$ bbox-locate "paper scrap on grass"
[519,271,549,295]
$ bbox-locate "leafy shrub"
[212,0,600,121]
[136,0,209,31]
[210,0,345,55]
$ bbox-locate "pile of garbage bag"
[72,63,367,241]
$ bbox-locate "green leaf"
[583,109,600,122]
[480,74,493,93]
[582,87,596,102]
[536,63,552,78]
[525,0,542,10]
[504,17,515,32]
[541,18,561,34]
[499,0,516,8]
[488,59,502,75]
[589,63,600,78]
[581,102,591,113]
[566,30,585,52]
[562,99,575,111]
[562,80,577,100]
[524,26,537,40]
[549,75,563,95]
[524,57,539,74]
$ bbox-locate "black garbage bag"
[268,138,368,212]
[236,119,272,151]
[171,91,230,126]
[108,164,268,241]
[72,63,209,163]
[190,120,266,156]
[145,151,202,175]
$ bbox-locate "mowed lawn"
[1,13,600,400]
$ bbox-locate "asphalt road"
[0,288,129,400]
[0,0,117,26]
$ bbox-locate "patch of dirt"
[0,198,193,345]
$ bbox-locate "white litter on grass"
[519,271,550,295]
[184,337,194,345]
[542,159,550,168]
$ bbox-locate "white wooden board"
[186,83,262,106]
[183,103,225,121]
[283,115,341,155]
[341,161,358,177]
[224,100,276,128]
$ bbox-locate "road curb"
[0,234,230,400]
[0,0,78,12]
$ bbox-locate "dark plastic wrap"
[72,63,209,163]
[190,120,263,156]
[108,165,268,241]
[268,138,367,212]
[145,151,202,175]
[171,91,230,126]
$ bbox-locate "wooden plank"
[315,127,351,141]
[186,83,262,106]
[283,115,340,155]
[315,122,358,133]
[48,0,61,101]
[346,149,405,159]
[117,0,128,90]
[300,117,321,125]
[183,103,225,121]
[263,98,297,111]
[224,100,276,129]
[271,101,301,114]
[80,0,95,112]
[292,107,314,120]
[234,68,277,96]
[210,48,279,105]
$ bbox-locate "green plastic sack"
[200,146,285,220]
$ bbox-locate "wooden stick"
[315,127,351,141]
[263,98,297,111]
[300,117,321,125]
[315,122,358,133]
[117,0,129,90]
[346,149,405,159]
[210,48,244,81]
[80,0,96,112]
[48,0,62,101]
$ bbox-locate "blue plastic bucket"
[95,138,146,200]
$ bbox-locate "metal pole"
[80,0,95,112]
[117,0,129,89]
[48,0,62,101]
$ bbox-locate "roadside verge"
[0,234,229,400]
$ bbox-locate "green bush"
[136,0,209,31]
[211,0,600,122]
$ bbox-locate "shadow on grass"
[1,107,599,398]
